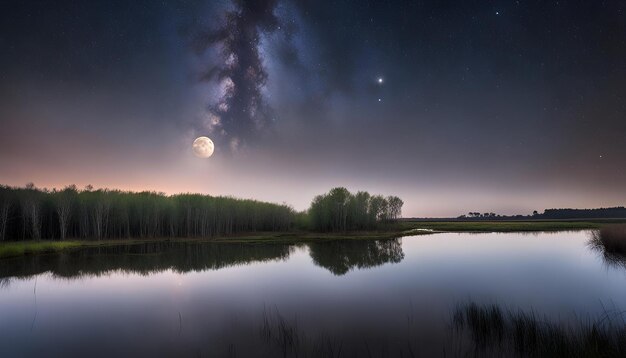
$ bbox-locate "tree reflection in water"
[307,238,404,275]
[0,238,405,280]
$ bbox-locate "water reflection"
[1,232,625,357]
[0,238,405,280]
[308,238,404,275]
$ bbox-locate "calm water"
[0,231,625,357]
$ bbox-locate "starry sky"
[1,0,625,217]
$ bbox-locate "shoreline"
[0,220,605,260]
[0,230,421,260]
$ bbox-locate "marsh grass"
[589,225,626,268]
[258,307,348,358]
[453,303,505,349]
[590,225,626,253]
[401,221,601,233]
[453,302,626,357]
[0,239,199,259]
[0,241,83,259]
[233,303,626,357]
[260,306,303,358]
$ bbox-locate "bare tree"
[20,184,42,240]
[91,191,111,240]
[55,186,76,240]
[0,186,11,241]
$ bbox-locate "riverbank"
[0,220,609,259]
[0,230,421,259]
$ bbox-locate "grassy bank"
[0,238,251,259]
[0,220,608,260]
[0,229,425,259]
[400,220,603,232]
[0,241,85,259]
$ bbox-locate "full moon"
[192,136,214,158]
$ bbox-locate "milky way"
[194,0,283,150]
[1,1,626,216]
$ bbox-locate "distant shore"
[0,220,613,260]
[399,219,608,232]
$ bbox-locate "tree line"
[0,184,294,241]
[540,207,626,219]
[0,184,405,241]
[308,187,403,232]
[457,207,626,220]
[463,212,498,218]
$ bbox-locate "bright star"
[378,98,382,102]
[377,77,383,84]
[496,11,500,15]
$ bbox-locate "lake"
[1,231,625,357]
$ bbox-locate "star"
[495,11,500,15]
[378,98,382,102]
[377,77,384,84]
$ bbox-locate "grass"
[212,229,430,244]
[453,302,505,348]
[258,306,344,358]
[0,241,84,259]
[0,220,609,260]
[453,302,626,357]
[230,303,626,357]
[0,238,224,259]
[590,224,626,254]
[0,229,425,260]
[588,224,626,268]
[260,306,303,358]
[400,220,602,232]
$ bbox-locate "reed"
[453,303,626,357]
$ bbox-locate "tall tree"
[387,196,404,221]
[0,186,11,241]
[308,188,403,232]
[54,185,76,240]
[20,184,42,240]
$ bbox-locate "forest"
[539,207,626,219]
[0,184,403,241]
[308,187,403,232]
[0,184,294,241]
[454,207,626,221]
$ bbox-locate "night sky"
[1,0,625,216]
